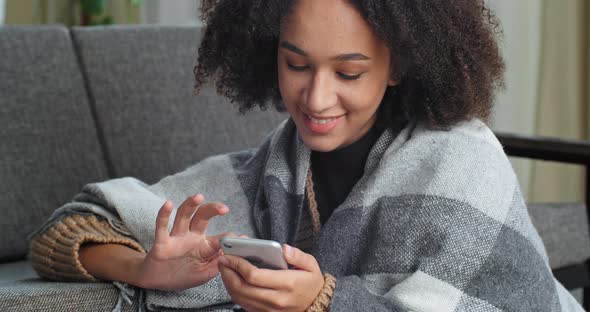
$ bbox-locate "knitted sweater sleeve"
[306,273,336,312]
[30,214,146,282]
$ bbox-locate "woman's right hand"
[135,194,232,291]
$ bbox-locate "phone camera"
[223,243,232,249]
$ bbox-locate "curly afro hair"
[194,0,505,130]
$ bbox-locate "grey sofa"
[0,25,588,311]
[0,25,286,311]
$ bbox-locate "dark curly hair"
[193,0,505,130]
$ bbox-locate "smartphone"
[219,237,288,270]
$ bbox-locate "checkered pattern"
[31,118,583,311]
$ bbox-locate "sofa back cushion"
[71,26,288,185]
[0,26,110,261]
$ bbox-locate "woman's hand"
[218,244,325,312]
[135,194,233,291]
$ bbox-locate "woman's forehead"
[280,0,388,59]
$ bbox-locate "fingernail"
[218,255,229,266]
[284,244,294,257]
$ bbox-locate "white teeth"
[308,115,336,124]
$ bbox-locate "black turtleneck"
[310,125,383,224]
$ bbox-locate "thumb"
[283,244,319,272]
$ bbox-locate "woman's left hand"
[218,244,325,312]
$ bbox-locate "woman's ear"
[387,78,398,87]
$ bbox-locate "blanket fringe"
[111,282,146,312]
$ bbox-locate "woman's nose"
[304,70,337,114]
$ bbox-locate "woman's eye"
[337,72,362,80]
[287,63,362,81]
[287,63,309,71]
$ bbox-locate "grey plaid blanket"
[31,118,583,311]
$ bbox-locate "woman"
[30,0,583,311]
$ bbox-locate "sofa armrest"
[494,131,590,165]
[494,131,590,212]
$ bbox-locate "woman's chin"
[300,135,340,152]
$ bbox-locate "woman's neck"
[309,124,383,224]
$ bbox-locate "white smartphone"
[219,237,288,270]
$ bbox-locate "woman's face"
[278,0,396,152]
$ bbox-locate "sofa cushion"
[0,277,136,311]
[0,261,130,311]
[71,25,288,185]
[0,26,110,261]
[527,202,590,269]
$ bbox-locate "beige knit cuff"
[30,214,145,282]
[306,273,336,312]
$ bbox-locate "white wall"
[486,0,543,199]
[0,0,5,24]
[141,0,202,26]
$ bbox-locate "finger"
[170,194,204,236]
[218,262,280,309]
[219,255,291,289]
[154,200,173,243]
[189,202,230,234]
[283,244,320,272]
[219,265,258,309]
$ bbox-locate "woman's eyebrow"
[280,41,371,61]
[333,53,371,61]
[280,41,307,56]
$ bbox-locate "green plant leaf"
[80,0,107,15]
[102,16,114,25]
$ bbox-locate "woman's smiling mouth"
[302,112,344,134]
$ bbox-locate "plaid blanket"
[31,118,582,311]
